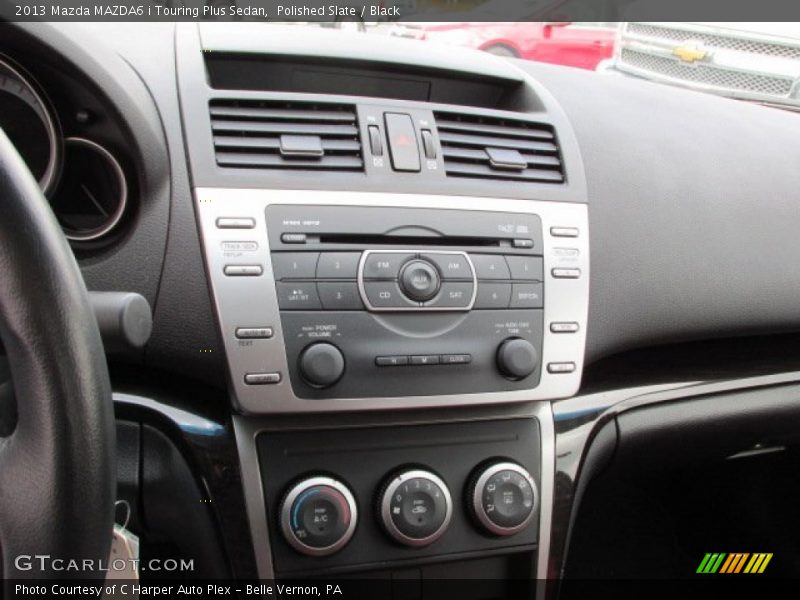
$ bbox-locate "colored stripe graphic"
[697,553,727,573]
[698,552,773,574]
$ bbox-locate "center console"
[179,22,589,592]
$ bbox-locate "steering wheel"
[0,130,115,581]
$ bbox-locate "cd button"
[364,281,418,309]
[362,253,415,279]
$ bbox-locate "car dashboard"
[3,20,800,594]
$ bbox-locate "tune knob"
[280,476,358,556]
[299,342,345,388]
[378,468,452,547]
[496,338,538,380]
[468,461,538,536]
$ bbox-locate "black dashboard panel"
[517,60,800,364]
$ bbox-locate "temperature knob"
[280,476,357,556]
[468,461,537,536]
[378,468,452,547]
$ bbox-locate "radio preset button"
[475,282,512,309]
[318,282,363,310]
[506,256,543,281]
[470,254,510,280]
[424,282,474,309]
[400,260,440,302]
[510,283,543,309]
[276,282,322,310]
[362,252,415,279]
[272,252,319,280]
[419,253,472,280]
[317,252,361,279]
[364,281,418,309]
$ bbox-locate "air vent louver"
[434,112,564,183]
[210,100,363,171]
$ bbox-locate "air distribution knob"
[496,338,538,380]
[468,461,538,537]
[378,468,452,547]
[279,476,358,556]
[299,342,345,388]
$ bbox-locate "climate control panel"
[258,418,541,575]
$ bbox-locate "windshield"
[264,17,800,110]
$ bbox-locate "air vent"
[210,100,363,171]
[434,112,564,183]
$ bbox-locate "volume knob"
[299,342,345,388]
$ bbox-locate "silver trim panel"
[196,188,589,414]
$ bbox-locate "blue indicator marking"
[292,488,320,530]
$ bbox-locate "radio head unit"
[196,189,588,413]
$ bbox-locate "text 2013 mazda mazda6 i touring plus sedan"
[2,10,800,600]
